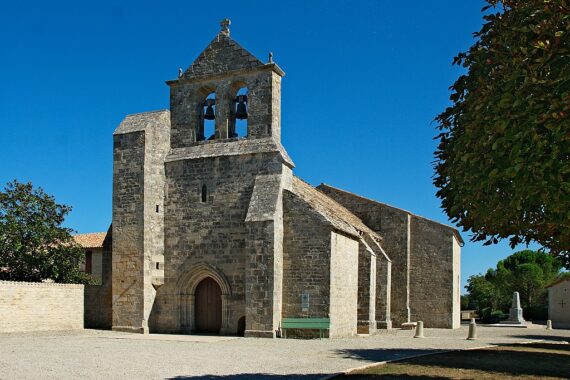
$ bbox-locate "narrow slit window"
[156,205,159,213]
[201,184,207,203]
[156,262,160,270]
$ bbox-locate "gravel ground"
[0,325,568,379]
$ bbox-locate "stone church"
[82,20,462,338]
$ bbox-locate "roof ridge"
[183,33,264,79]
[291,176,383,241]
[318,183,462,239]
[546,276,570,288]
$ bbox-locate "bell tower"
[166,19,285,148]
[162,20,293,338]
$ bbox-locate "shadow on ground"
[507,334,570,343]
[168,375,328,379]
[335,348,443,363]
[341,376,458,379]
[339,342,570,379]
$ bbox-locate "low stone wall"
[85,284,112,329]
[0,280,84,333]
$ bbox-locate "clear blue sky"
[0,0,537,292]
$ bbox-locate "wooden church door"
[195,277,222,333]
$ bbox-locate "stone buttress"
[111,110,170,333]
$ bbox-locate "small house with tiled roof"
[86,20,462,337]
[74,232,107,282]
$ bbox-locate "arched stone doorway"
[195,277,222,333]
[176,263,232,334]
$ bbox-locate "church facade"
[87,20,462,338]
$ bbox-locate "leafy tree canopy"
[466,249,564,317]
[0,180,91,284]
[434,0,570,264]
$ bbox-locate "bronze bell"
[235,95,248,120]
[204,99,215,120]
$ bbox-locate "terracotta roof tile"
[73,232,107,249]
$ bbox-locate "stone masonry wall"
[152,152,286,334]
[329,232,359,338]
[0,281,84,333]
[112,111,170,333]
[452,235,461,327]
[357,241,376,333]
[244,171,291,338]
[282,191,332,320]
[85,230,112,329]
[244,220,279,337]
[316,185,411,326]
[549,279,570,329]
[112,131,146,332]
[376,256,392,329]
[143,112,171,325]
[317,185,461,328]
[85,284,111,329]
[409,216,460,328]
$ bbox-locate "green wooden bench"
[281,318,330,339]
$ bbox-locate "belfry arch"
[229,80,249,138]
[197,88,217,141]
[176,263,232,334]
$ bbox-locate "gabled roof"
[73,232,107,249]
[182,31,264,79]
[289,177,383,242]
[317,183,464,245]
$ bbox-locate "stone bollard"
[467,318,477,340]
[414,321,425,338]
[546,320,553,330]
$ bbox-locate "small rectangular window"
[156,205,159,213]
[85,251,93,274]
[156,262,160,270]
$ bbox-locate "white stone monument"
[501,291,527,324]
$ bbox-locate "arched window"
[198,92,216,141]
[229,84,248,138]
[201,184,208,203]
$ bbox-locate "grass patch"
[340,342,570,379]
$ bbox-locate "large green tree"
[0,180,90,284]
[434,0,569,264]
[466,250,563,318]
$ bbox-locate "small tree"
[466,274,499,312]
[460,294,470,310]
[0,180,91,284]
[434,0,570,264]
[466,250,563,319]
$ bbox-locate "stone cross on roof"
[220,18,231,36]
